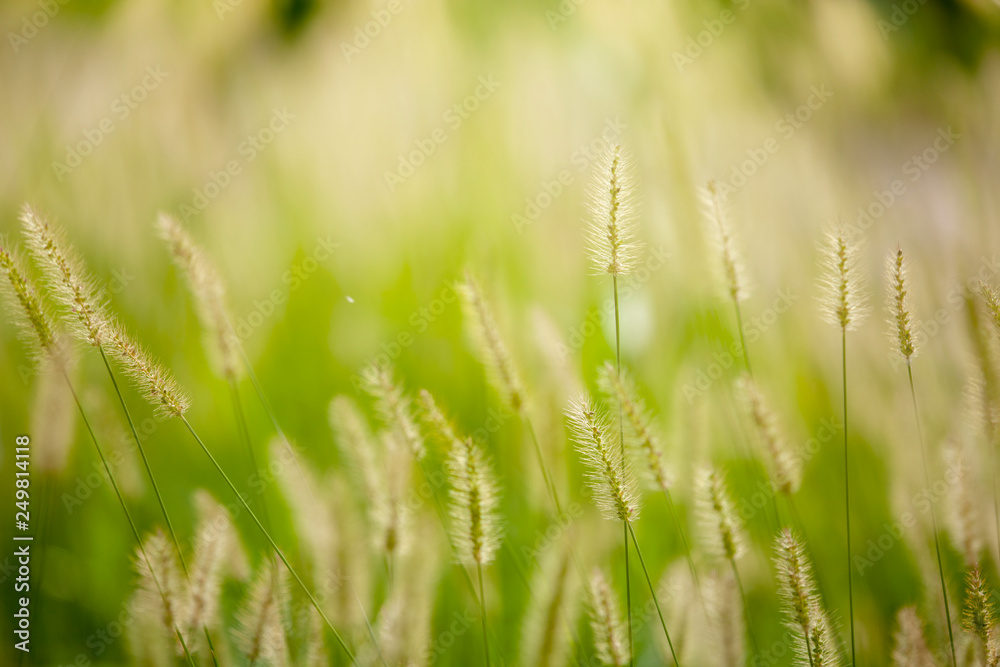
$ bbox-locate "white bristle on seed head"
[585,142,641,278]
[104,318,191,419]
[818,227,869,332]
[0,238,64,366]
[963,564,999,666]
[447,437,502,566]
[886,247,917,362]
[696,466,746,563]
[587,567,628,667]
[360,363,425,460]
[132,529,190,655]
[566,393,640,523]
[737,376,801,495]
[891,607,935,667]
[460,272,525,413]
[234,559,288,666]
[701,181,751,303]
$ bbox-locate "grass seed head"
[886,247,917,362]
[696,466,746,563]
[818,227,869,332]
[586,142,640,278]
[587,567,628,667]
[701,181,750,303]
[447,437,502,566]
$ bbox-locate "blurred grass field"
[3,0,1000,665]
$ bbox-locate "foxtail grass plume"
[272,439,335,573]
[187,490,247,640]
[157,213,241,381]
[20,206,107,347]
[891,607,935,667]
[738,376,802,495]
[943,439,983,568]
[703,572,745,667]
[30,355,77,474]
[696,467,746,563]
[360,363,425,460]
[234,560,288,666]
[103,318,191,418]
[774,529,841,667]
[417,388,464,454]
[460,272,525,412]
[981,281,1000,337]
[447,437,502,566]
[0,238,61,363]
[819,228,869,332]
[369,537,438,666]
[566,393,640,523]
[701,181,750,303]
[519,543,578,667]
[964,564,1000,667]
[597,362,671,494]
[586,143,640,278]
[588,568,628,667]
[132,529,190,655]
[886,248,918,362]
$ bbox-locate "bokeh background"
[3,0,1000,664]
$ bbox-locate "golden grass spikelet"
[20,205,108,347]
[696,466,746,563]
[519,543,578,667]
[104,318,191,418]
[369,539,439,666]
[818,227,869,332]
[156,213,241,381]
[703,571,745,667]
[234,559,288,666]
[460,272,525,412]
[417,388,464,454]
[133,529,189,655]
[587,567,628,667]
[447,437,502,566]
[891,607,935,667]
[701,181,750,303]
[585,142,640,278]
[187,490,247,639]
[964,564,1000,667]
[0,238,60,362]
[886,247,917,362]
[737,376,802,495]
[597,362,671,494]
[981,280,1000,337]
[565,393,640,523]
[943,438,983,568]
[775,529,841,667]
[360,363,425,460]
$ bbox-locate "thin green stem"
[733,300,752,378]
[523,412,563,516]
[906,361,957,667]
[97,347,220,667]
[626,523,680,666]
[730,559,759,662]
[477,562,492,667]
[842,330,856,667]
[613,275,633,667]
[62,371,196,667]
[179,416,358,665]
[229,378,272,530]
[661,489,701,591]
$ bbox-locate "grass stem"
[613,274,633,667]
[477,562,492,667]
[626,523,680,666]
[841,330,856,667]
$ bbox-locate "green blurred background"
[2,0,1000,664]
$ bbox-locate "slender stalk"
[229,378,272,529]
[661,489,700,591]
[841,330,856,667]
[477,562,492,667]
[97,347,220,667]
[612,274,633,667]
[179,416,358,664]
[733,300,752,377]
[523,412,564,516]
[62,372,196,667]
[625,523,680,665]
[730,559,759,662]
[906,361,957,666]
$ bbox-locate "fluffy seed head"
[360,363,425,460]
[447,437,502,565]
[775,529,841,666]
[20,205,108,347]
[31,353,78,474]
[132,529,189,655]
[234,560,288,666]
[187,491,247,637]
[891,607,935,667]
[417,388,464,454]
[701,181,750,303]
[104,318,191,418]
[818,227,869,331]
[886,248,917,362]
[703,571,745,667]
[157,213,241,381]
[0,238,61,363]
[597,362,671,494]
[696,466,746,563]
[460,272,525,413]
[587,568,628,667]
[963,564,1000,667]
[585,143,640,277]
[980,281,1000,338]
[566,393,640,523]
[519,543,577,667]
[738,376,801,495]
